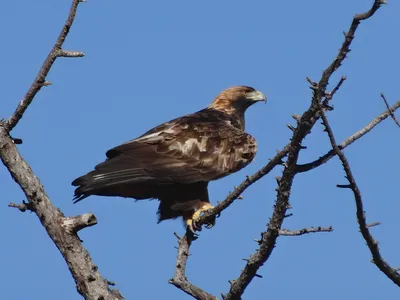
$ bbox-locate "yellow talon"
[185,202,215,233]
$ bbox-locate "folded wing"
[72,110,257,201]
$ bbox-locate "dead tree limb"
[0,0,123,299]
[222,1,386,299]
[5,0,85,132]
[317,101,400,286]
[297,100,400,173]
[169,234,218,300]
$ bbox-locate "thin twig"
[329,76,347,100]
[323,76,347,107]
[317,99,400,287]
[279,226,333,236]
[380,93,400,127]
[297,100,400,173]
[5,0,85,132]
[169,235,218,300]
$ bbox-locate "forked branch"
[5,0,85,132]
[317,103,400,286]
[0,0,123,298]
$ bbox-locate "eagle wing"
[72,110,257,200]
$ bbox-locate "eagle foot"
[186,203,216,233]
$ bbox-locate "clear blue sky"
[1,1,399,299]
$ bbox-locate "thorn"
[306,77,317,86]
[242,258,250,262]
[237,195,244,200]
[366,222,381,228]
[284,213,293,218]
[292,114,302,122]
[299,145,307,149]
[254,274,263,278]
[287,124,296,132]
[42,81,52,86]
[337,184,351,189]
[106,279,116,286]
[11,137,23,144]
[254,239,262,245]
[173,232,181,240]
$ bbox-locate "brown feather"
[72,86,265,223]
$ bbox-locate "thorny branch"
[317,102,400,286]
[0,1,123,299]
[297,100,400,173]
[172,2,390,299]
[222,2,386,299]
[169,234,218,300]
[5,0,85,132]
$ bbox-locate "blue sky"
[1,0,400,299]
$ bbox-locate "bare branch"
[0,127,124,299]
[169,234,218,300]
[57,49,85,57]
[279,226,333,236]
[328,76,347,100]
[8,200,34,212]
[1,1,123,298]
[223,2,385,299]
[5,0,85,132]
[317,99,400,287]
[62,213,98,233]
[380,93,400,128]
[297,100,400,173]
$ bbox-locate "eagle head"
[208,86,266,115]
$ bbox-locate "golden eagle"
[72,86,266,232]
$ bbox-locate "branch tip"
[62,213,98,233]
[8,201,34,212]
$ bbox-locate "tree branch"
[62,213,98,234]
[297,100,400,173]
[0,1,123,298]
[0,127,124,299]
[5,0,85,132]
[169,234,218,300]
[279,226,333,236]
[317,100,400,287]
[222,2,385,299]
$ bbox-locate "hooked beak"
[246,90,267,103]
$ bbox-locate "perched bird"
[72,86,266,232]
